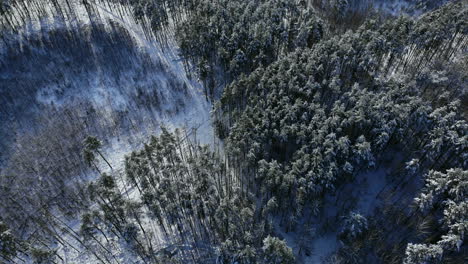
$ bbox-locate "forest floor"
[1,1,214,263]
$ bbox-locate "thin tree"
[83,136,113,171]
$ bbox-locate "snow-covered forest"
[0,0,466,263]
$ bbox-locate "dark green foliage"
[176,0,326,96]
[0,221,18,262]
[339,212,368,242]
[82,128,293,263]
[262,236,295,264]
[212,1,467,262]
[404,169,468,263]
[216,0,466,206]
[30,247,56,264]
[2,1,466,263]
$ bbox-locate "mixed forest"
[0,0,467,263]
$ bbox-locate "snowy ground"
[275,167,391,263]
[89,0,214,172]
[1,1,213,263]
[1,0,213,167]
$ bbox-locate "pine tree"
[0,221,18,263]
[83,136,113,171]
[262,236,295,264]
[339,211,368,242]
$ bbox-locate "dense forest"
[0,0,466,263]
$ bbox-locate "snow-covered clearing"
[1,1,213,263]
[1,0,213,168]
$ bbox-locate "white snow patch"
[309,232,339,264]
[3,1,214,263]
[354,168,387,215]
